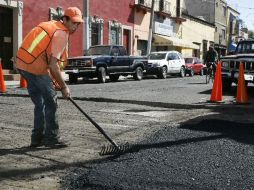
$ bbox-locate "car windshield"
[88,46,111,55]
[235,42,254,54]
[148,53,167,60]
[184,58,194,63]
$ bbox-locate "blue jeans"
[18,69,59,141]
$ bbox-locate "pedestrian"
[204,45,218,74]
[15,7,83,147]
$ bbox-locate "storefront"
[152,17,198,56]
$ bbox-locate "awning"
[228,42,237,52]
[153,34,199,49]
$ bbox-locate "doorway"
[123,29,130,55]
[0,6,13,69]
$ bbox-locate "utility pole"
[147,0,155,55]
[83,0,90,55]
[219,33,222,59]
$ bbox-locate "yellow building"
[181,13,215,59]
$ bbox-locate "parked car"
[144,51,186,79]
[184,57,206,76]
[64,45,147,83]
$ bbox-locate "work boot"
[43,137,69,148]
[30,135,43,148]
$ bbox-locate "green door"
[0,7,13,69]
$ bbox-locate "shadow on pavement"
[180,119,254,145]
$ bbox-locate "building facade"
[181,13,215,59]
[183,0,227,57]
[86,0,134,55]
[226,5,240,53]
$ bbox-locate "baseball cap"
[64,7,84,23]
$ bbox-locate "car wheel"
[69,74,78,84]
[133,66,143,80]
[200,69,204,76]
[109,74,120,82]
[98,67,106,83]
[189,69,194,77]
[179,67,185,78]
[157,66,167,79]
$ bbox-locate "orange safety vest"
[16,20,69,71]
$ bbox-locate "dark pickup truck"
[64,45,147,83]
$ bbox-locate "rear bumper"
[144,65,162,75]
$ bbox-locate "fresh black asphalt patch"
[61,119,254,190]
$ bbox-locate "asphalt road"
[1,75,254,189]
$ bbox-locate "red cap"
[64,7,83,23]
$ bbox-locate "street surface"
[0,75,254,189]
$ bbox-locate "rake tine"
[99,142,131,155]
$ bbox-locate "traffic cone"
[210,62,223,102]
[0,59,7,93]
[236,62,248,104]
[20,76,27,88]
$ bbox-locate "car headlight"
[84,59,93,67]
[222,61,229,68]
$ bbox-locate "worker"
[204,45,219,74]
[15,7,83,147]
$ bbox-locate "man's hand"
[61,86,70,99]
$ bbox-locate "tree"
[248,30,254,39]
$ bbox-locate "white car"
[144,51,186,79]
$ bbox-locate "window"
[159,0,164,11]
[222,29,226,39]
[90,16,104,46]
[110,27,119,45]
[91,23,100,46]
[223,6,226,17]
[109,21,122,45]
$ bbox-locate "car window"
[167,53,175,60]
[149,53,167,60]
[178,53,183,59]
[119,46,127,56]
[171,53,179,60]
[236,42,254,53]
[111,47,120,56]
[185,58,194,63]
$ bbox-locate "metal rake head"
[99,142,130,156]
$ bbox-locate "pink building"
[0,0,135,71]
[0,0,83,71]
[86,0,134,55]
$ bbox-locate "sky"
[227,0,254,31]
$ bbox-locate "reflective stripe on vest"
[27,31,47,54]
[16,21,69,66]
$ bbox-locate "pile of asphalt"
[61,119,254,190]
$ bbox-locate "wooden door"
[123,29,130,55]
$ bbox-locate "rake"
[69,97,130,155]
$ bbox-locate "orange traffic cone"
[236,62,248,104]
[20,76,27,88]
[210,62,223,102]
[0,59,7,93]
